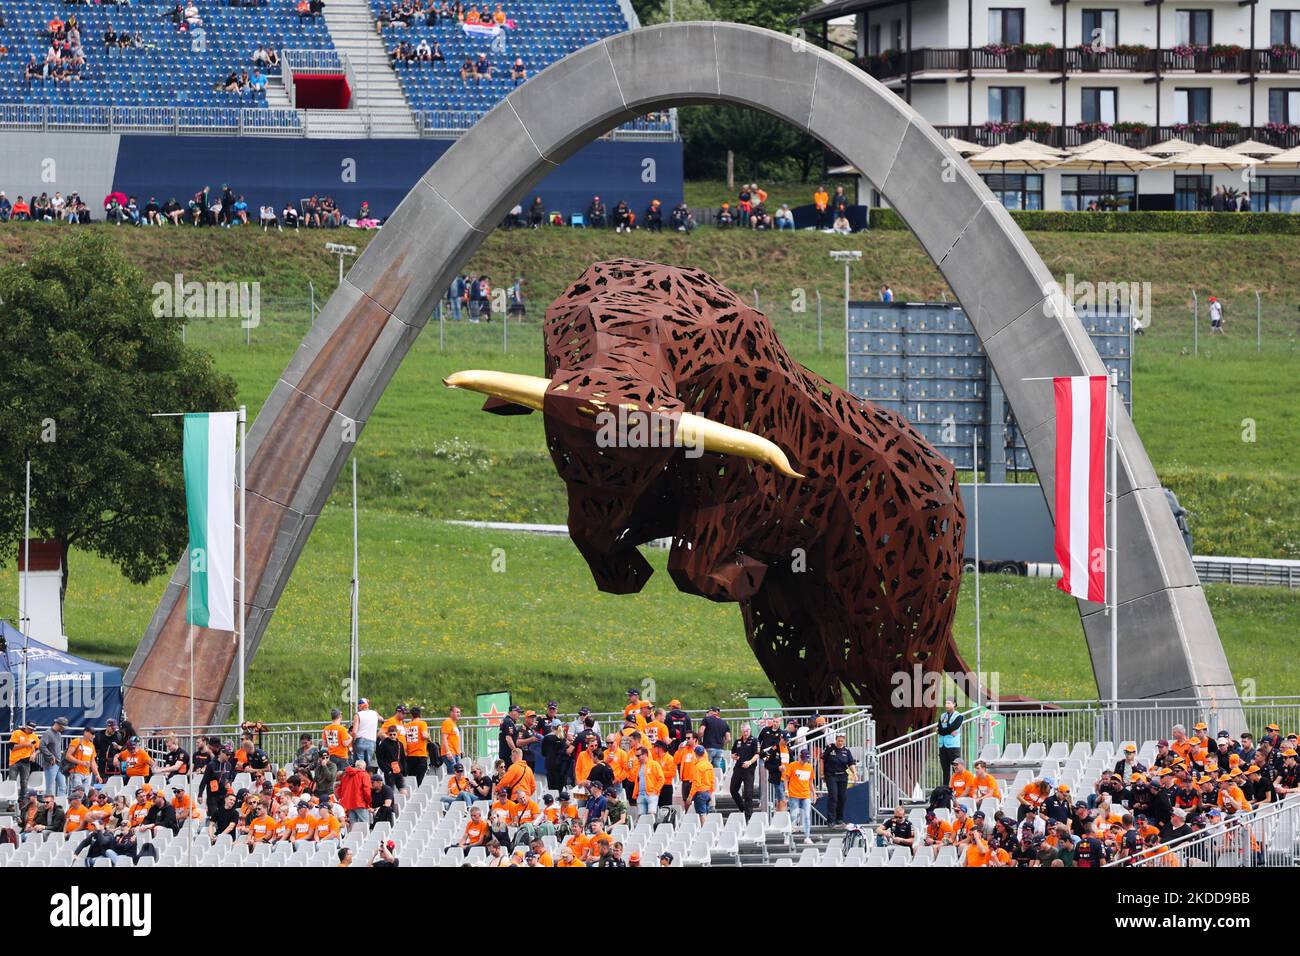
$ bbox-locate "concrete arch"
[123,22,1237,727]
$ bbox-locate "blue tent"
[0,621,124,731]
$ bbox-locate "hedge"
[867,207,1300,234]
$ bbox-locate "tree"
[680,104,823,182]
[0,232,238,601]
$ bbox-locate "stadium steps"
[322,0,420,137]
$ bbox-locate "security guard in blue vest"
[937,698,963,785]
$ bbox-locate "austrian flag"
[1053,375,1109,603]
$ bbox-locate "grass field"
[0,221,1296,720]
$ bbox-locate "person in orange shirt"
[652,740,676,811]
[380,704,408,740]
[323,709,353,769]
[923,809,955,854]
[170,786,195,822]
[623,687,642,718]
[963,826,992,867]
[675,732,699,806]
[630,745,666,818]
[1017,777,1051,820]
[555,846,585,867]
[970,760,1001,800]
[643,709,671,749]
[288,802,317,842]
[688,745,716,819]
[313,808,342,842]
[402,705,431,786]
[63,793,89,836]
[440,706,462,772]
[574,736,599,784]
[246,808,277,847]
[1218,770,1251,814]
[527,837,553,866]
[8,721,39,798]
[603,737,627,793]
[129,789,152,827]
[783,749,815,839]
[116,738,153,778]
[948,757,976,800]
[499,747,536,799]
[813,185,830,228]
[65,728,100,793]
[460,806,489,852]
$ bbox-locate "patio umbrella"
[967,142,1065,207]
[1153,144,1260,209]
[1143,137,1197,158]
[945,136,987,156]
[1227,138,1284,158]
[1261,144,1300,167]
[1049,140,1157,209]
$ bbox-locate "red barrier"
[293,73,352,110]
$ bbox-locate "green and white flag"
[183,412,238,631]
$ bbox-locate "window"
[1174,87,1211,124]
[988,8,1025,45]
[870,23,882,55]
[1081,9,1118,50]
[1061,174,1138,211]
[1269,88,1300,124]
[989,86,1026,122]
[981,173,1043,210]
[1260,175,1300,213]
[1175,174,1212,210]
[1176,9,1213,46]
[891,19,903,51]
[1080,87,1118,124]
[1271,10,1300,45]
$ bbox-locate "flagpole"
[1109,368,1119,717]
[238,405,247,726]
[188,541,194,871]
[350,455,360,715]
[20,460,31,728]
[972,429,982,711]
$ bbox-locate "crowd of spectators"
[0,182,375,229]
[3,691,854,868]
[378,1,509,32]
[878,720,1300,867]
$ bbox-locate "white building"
[799,0,1300,209]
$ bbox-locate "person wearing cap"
[1261,723,1282,751]
[380,703,408,742]
[658,851,674,867]
[65,727,101,795]
[784,748,816,840]
[687,744,715,819]
[370,839,399,867]
[664,699,691,752]
[1276,748,1300,797]
[821,732,856,826]
[623,687,642,718]
[539,699,561,735]
[497,704,521,762]
[7,720,39,801]
[948,756,976,801]
[699,705,731,774]
[1113,742,1146,782]
[376,721,408,796]
[93,719,125,779]
[115,736,153,780]
[351,697,380,770]
[323,708,353,771]
[568,705,596,741]
[556,845,585,867]
[36,716,69,797]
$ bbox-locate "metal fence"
[0,103,304,136]
[871,697,1300,815]
[1105,792,1300,867]
[415,108,677,141]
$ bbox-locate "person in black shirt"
[208,793,240,843]
[376,723,406,793]
[757,717,788,810]
[875,805,915,849]
[1162,806,1192,842]
[652,740,675,810]
[541,722,571,790]
[200,745,235,816]
[821,732,857,825]
[664,701,691,753]
[729,724,760,819]
[93,720,125,779]
[1073,824,1105,868]
[370,840,400,867]
[699,706,730,773]
[142,791,179,836]
[585,752,616,797]
[158,735,190,780]
[371,776,398,824]
[498,705,520,762]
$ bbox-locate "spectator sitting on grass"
[162,196,183,224]
[260,203,278,230]
[0,192,10,221]
[586,195,606,227]
[144,196,161,224]
[774,203,794,230]
[282,201,300,229]
[669,201,694,232]
[644,198,663,232]
[613,199,632,233]
[831,212,851,235]
[716,201,733,228]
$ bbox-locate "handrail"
[1104,793,1300,867]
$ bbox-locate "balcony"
[861,46,1299,82]
[935,123,1300,151]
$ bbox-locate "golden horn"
[443,369,804,479]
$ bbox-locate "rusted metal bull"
[446,259,965,738]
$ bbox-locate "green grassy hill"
[1,222,1295,720]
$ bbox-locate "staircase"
[320,0,419,137]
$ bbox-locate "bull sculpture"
[445,259,965,737]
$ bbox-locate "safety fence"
[1105,792,1300,867]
